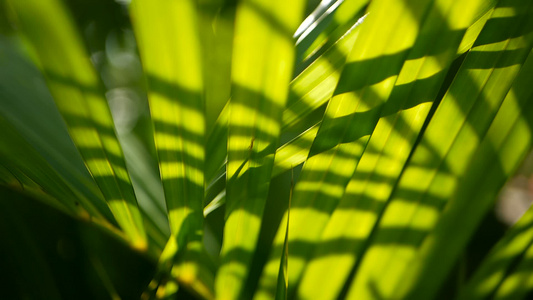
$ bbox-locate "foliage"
[1,0,533,299]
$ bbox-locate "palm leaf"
[8,0,147,249]
[0,35,112,222]
[215,1,306,299]
[257,0,453,297]
[2,0,533,299]
[130,0,214,297]
[295,0,496,299]
[459,197,533,299]
[349,1,533,298]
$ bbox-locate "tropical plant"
[1,0,533,299]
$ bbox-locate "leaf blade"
[8,0,147,248]
[216,1,306,299]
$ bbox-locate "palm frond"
[2,0,533,299]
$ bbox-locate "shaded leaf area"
[0,33,168,257]
[0,35,113,224]
[459,203,533,300]
[0,186,155,300]
[198,0,236,134]
[490,239,533,299]
[454,49,533,299]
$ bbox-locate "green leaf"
[4,1,533,299]
[295,0,496,299]
[257,0,442,297]
[205,11,364,185]
[273,123,321,177]
[274,170,293,300]
[118,131,170,253]
[130,0,214,296]
[348,2,533,298]
[199,2,235,186]
[0,35,113,222]
[283,11,364,132]
[0,118,92,217]
[492,240,533,299]
[295,0,368,72]
[404,47,533,300]
[131,0,205,247]
[202,6,370,221]
[215,0,306,299]
[8,0,147,249]
[198,1,235,135]
[459,204,533,299]
[206,102,230,184]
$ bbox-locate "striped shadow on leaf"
[215,1,306,299]
[348,1,533,298]
[8,0,148,249]
[130,0,215,298]
[257,0,440,298]
[295,0,498,299]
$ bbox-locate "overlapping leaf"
[349,1,533,298]
[295,1,497,299]
[2,0,533,299]
[257,0,443,297]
